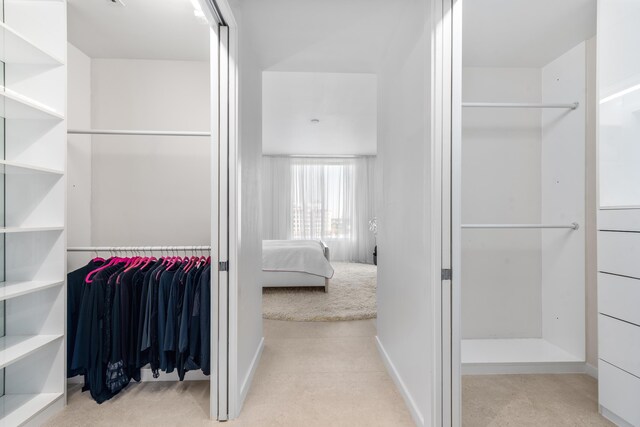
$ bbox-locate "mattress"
[262,240,334,278]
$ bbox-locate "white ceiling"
[235,0,413,73]
[67,0,209,60]
[67,0,596,67]
[262,72,377,155]
[463,0,596,67]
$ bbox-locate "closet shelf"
[0,160,63,176]
[0,335,63,370]
[0,88,64,120]
[0,21,64,65]
[0,280,63,302]
[0,226,64,234]
[0,393,63,426]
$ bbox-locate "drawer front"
[599,208,640,232]
[599,361,640,427]
[599,314,640,377]
[598,231,640,278]
[598,273,640,325]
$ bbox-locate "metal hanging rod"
[68,129,211,137]
[67,245,211,252]
[462,102,579,110]
[461,223,579,230]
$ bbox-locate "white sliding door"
[202,0,234,419]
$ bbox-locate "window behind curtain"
[290,161,354,241]
[262,156,376,264]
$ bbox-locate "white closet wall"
[0,0,67,424]
[89,59,211,247]
[67,44,92,272]
[462,67,543,339]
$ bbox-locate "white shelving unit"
[0,0,67,425]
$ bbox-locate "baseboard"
[238,337,265,414]
[67,368,209,384]
[375,336,425,427]
[584,363,598,379]
[462,361,586,375]
[601,406,634,427]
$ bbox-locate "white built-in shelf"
[0,160,63,176]
[462,338,582,364]
[0,280,63,302]
[0,226,64,234]
[0,88,64,120]
[0,335,63,370]
[0,21,63,65]
[0,393,63,426]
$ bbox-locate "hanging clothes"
[67,256,213,404]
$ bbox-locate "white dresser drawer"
[599,273,640,325]
[598,231,640,278]
[599,361,640,427]
[599,208,640,232]
[599,314,640,378]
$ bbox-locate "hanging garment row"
[67,255,212,404]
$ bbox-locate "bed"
[262,240,334,292]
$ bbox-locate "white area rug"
[262,262,377,321]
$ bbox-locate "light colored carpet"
[262,262,377,321]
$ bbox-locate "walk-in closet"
[58,0,225,423]
[453,0,598,423]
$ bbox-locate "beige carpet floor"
[262,262,377,321]
[45,320,613,427]
[463,374,613,427]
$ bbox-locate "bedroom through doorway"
[261,71,378,323]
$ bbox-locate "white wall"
[67,44,93,271]
[90,59,211,247]
[375,0,433,424]
[262,71,377,155]
[461,68,543,339]
[232,7,265,415]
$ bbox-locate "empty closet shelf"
[0,335,63,370]
[0,160,63,176]
[461,338,582,365]
[0,280,63,301]
[0,393,63,426]
[0,88,64,120]
[0,227,63,234]
[0,22,63,65]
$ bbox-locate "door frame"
[203,0,460,423]
[433,0,459,425]
[200,0,239,421]
[447,0,463,425]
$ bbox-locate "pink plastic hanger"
[85,257,121,284]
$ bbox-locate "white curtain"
[262,156,377,263]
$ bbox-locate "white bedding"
[263,240,334,278]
